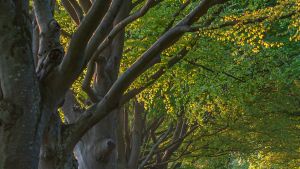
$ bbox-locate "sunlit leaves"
[54,0,300,168]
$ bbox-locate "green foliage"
[54,0,300,168]
[126,1,300,168]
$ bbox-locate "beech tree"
[0,0,229,168]
[0,0,299,169]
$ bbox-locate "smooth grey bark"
[67,0,84,22]
[78,0,92,13]
[52,0,111,97]
[32,1,68,169]
[0,1,41,169]
[0,0,229,169]
[61,0,81,25]
[72,1,130,168]
[128,102,144,169]
[58,2,229,169]
[116,107,126,169]
[34,0,64,82]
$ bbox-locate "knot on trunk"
[36,47,64,80]
[36,19,64,81]
[95,138,116,163]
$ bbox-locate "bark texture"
[0,0,230,169]
[0,1,41,169]
[68,1,130,169]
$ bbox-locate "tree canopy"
[0,0,299,169]
[54,0,300,168]
[53,0,300,168]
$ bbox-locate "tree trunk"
[0,1,230,169]
[68,1,130,169]
[0,1,42,169]
[128,102,144,169]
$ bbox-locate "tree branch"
[34,0,64,82]
[50,0,110,98]
[82,0,124,65]
[162,0,191,33]
[120,35,198,104]
[78,0,92,13]
[87,0,160,64]
[81,61,99,102]
[138,125,173,169]
[128,101,144,169]
[63,0,228,154]
[184,59,245,82]
[154,124,197,155]
[162,116,187,162]
[145,141,192,168]
[120,5,226,103]
[68,0,84,23]
[61,0,80,25]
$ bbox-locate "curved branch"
[50,0,110,97]
[78,0,92,13]
[138,125,173,169]
[120,5,226,103]
[82,61,99,102]
[120,35,198,104]
[68,0,84,23]
[183,59,245,82]
[34,0,64,82]
[64,0,228,154]
[87,0,158,64]
[61,0,80,25]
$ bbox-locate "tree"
[0,0,299,169]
